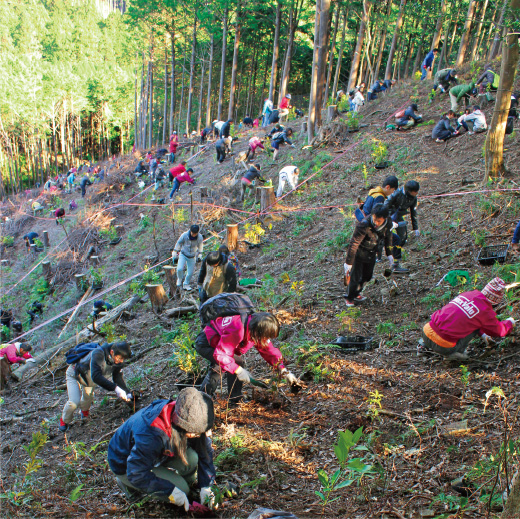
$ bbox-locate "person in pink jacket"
[0,342,34,389]
[194,312,298,406]
[169,168,195,200]
[245,136,265,161]
[421,277,515,360]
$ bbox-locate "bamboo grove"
[0,0,515,196]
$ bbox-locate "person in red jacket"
[169,161,187,185]
[0,342,34,389]
[169,132,179,163]
[279,93,292,121]
[169,168,195,200]
[421,277,515,360]
[194,312,299,406]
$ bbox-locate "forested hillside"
[1,1,520,518]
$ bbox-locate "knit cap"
[482,277,506,305]
[173,387,214,434]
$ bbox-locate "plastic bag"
[247,509,299,519]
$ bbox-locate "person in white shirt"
[352,90,364,112]
[172,225,204,291]
[276,166,300,198]
[459,105,487,134]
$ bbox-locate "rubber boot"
[392,262,410,274]
[200,366,221,397]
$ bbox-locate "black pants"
[393,222,407,260]
[216,146,226,163]
[194,331,243,405]
[434,129,453,141]
[347,254,376,300]
[81,184,87,197]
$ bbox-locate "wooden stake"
[90,255,101,266]
[163,266,177,296]
[42,260,52,282]
[58,287,94,339]
[226,224,238,250]
[42,230,50,248]
[145,284,169,312]
[260,186,276,212]
[75,273,87,293]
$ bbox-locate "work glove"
[387,255,395,269]
[506,317,516,327]
[115,386,130,402]
[197,253,203,262]
[392,221,399,230]
[169,487,190,511]
[414,230,420,237]
[26,358,36,363]
[172,251,179,260]
[235,366,251,383]
[344,263,352,275]
[200,487,217,510]
[482,334,495,346]
[281,368,299,386]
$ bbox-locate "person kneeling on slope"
[432,111,458,142]
[344,204,395,307]
[195,295,299,406]
[107,387,218,511]
[421,277,515,360]
[198,250,237,304]
[59,341,132,432]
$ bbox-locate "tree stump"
[301,121,308,134]
[90,256,101,266]
[226,224,238,251]
[200,187,209,199]
[163,266,177,296]
[42,231,50,248]
[260,186,276,212]
[255,186,262,203]
[42,261,52,282]
[75,273,87,293]
[146,284,169,312]
[30,243,38,259]
[327,105,338,122]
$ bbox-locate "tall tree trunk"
[228,3,242,121]
[469,0,489,61]
[186,15,197,135]
[279,0,303,103]
[348,0,372,92]
[269,0,282,101]
[455,0,477,68]
[332,6,348,100]
[482,4,498,58]
[148,61,153,149]
[217,4,229,120]
[484,0,520,180]
[197,56,206,133]
[385,0,407,80]
[489,0,508,60]
[315,0,331,127]
[169,28,176,136]
[323,4,340,106]
[430,0,446,52]
[374,0,393,81]
[307,1,321,142]
[178,35,187,130]
[447,1,462,61]
[205,34,214,127]
[163,41,168,145]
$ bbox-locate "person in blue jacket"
[396,104,422,129]
[367,79,384,101]
[355,176,399,222]
[107,388,217,511]
[421,48,439,80]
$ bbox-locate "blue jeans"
[176,254,196,287]
[513,221,520,244]
[421,67,428,80]
[262,114,270,127]
[169,178,180,198]
[169,152,175,163]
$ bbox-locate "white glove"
[115,386,130,401]
[169,487,190,511]
[392,221,399,230]
[344,263,352,275]
[197,253,203,262]
[235,366,251,383]
[387,255,395,269]
[482,333,495,346]
[200,487,217,510]
[172,251,179,260]
[506,317,516,327]
[414,230,420,237]
[281,368,299,385]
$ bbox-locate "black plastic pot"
[375,161,390,169]
[330,336,374,352]
[92,281,104,290]
[175,375,204,391]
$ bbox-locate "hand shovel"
[249,377,269,389]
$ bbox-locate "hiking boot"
[58,418,69,432]
[354,295,366,303]
[183,284,193,291]
[435,138,443,143]
[344,298,355,307]
[79,410,90,421]
[392,263,410,275]
[468,131,475,135]
[116,477,135,500]
[445,351,469,362]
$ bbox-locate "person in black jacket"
[59,342,132,432]
[367,79,384,101]
[23,232,39,250]
[432,111,458,142]
[220,119,232,138]
[243,115,254,127]
[271,128,295,160]
[344,204,394,307]
[80,176,92,198]
[215,137,232,164]
[240,164,265,200]
[383,180,420,274]
[200,126,213,144]
[197,250,238,304]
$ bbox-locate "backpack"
[199,293,254,329]
[394,109,405,119]
[491,72,500,90]
[271,131,284,141]
[65,342,99,365]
